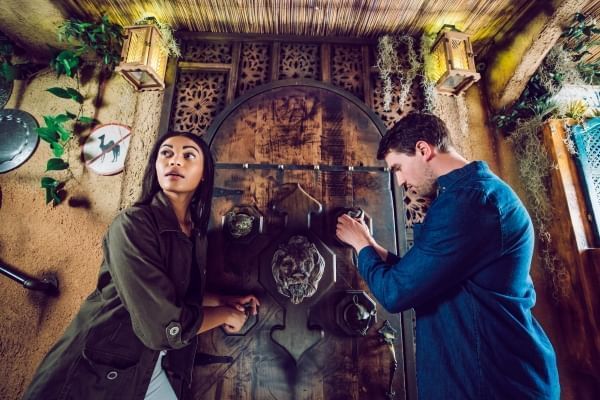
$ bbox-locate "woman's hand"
[220,294,260,315]
[222,306,248,334]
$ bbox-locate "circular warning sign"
[83,123,132,175]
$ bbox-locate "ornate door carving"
[193,79,412,399]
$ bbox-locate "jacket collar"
[150,190,181,233]
[436,161,489,193]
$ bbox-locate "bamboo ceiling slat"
[59,0,599,59]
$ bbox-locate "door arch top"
[205,79,388,168]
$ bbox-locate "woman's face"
[155,136,205,196]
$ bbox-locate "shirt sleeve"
[357,189,500,313]
[102,208,203,350]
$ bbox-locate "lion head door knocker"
[226,211,254,238]
[222,205,263,244]
[271,235,325,304]
[335,290,377,336]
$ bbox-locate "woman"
[23,132,259,400]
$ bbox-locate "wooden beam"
[361,45,373,108]
[321,43,331,83]
[177,62,231,72]
[271,42,281,82]
[486,0,586,111]
[177,31,377,45]
[226,42,242,104]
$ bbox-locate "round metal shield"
[83,123,132,175]
[0,109,39,173]
[0,78,13,109]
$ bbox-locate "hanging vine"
[493,12,599,298]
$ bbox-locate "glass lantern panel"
[125,28,148,63]
[449,39,470,70]
[429,42,448,83]
[130,70,156,86]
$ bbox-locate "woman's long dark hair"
[135,131,215,235]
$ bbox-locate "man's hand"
[336,213,373,253]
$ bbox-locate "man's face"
[384,150,437,197]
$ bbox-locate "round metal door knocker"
[0,109,39,174]
[83,123,132,175]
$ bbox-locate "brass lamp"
[428,25,480,96]
[115,24,168,91]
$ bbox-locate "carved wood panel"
[182,41,233,63]
[331,45,364,99]
[170,71,227,135]
[278,43,321,80]
[195,82,406,400]
[237,42,271,96]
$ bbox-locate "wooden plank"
[227,42,242,105]
[361,46,373,108]
[321,43,331,83]
[178,31,378,45]
[178,61,232,71]
[270,42,281,82]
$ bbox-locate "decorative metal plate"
[0,78,13,109]
[0,109,39,173]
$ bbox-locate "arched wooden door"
[193,79,414,400]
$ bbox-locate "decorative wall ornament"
[82,123,131,175]
[0,109,38,173]
[271,235,325,305]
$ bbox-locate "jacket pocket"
[58,353,139,400]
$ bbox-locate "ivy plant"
[37,15,123,205]
[51,15,124,77]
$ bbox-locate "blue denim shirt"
[358,161,559,399]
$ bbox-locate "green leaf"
[0,61,17,81]
[54,113,73,124]
[56,125,72,141]
[47,87,71,99]
[46,158,69,171]
[65,110,77,119]
[65,87,84,103]
[62,59,72,77]
[41,176,59,188]
[44,185,62,205]
[77,116,95,124]
[36,127,59,143]
[51,142,64,157]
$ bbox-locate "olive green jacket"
[23,191,207,400]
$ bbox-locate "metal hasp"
[378,320,398,400]
[0,261,59,296]
[258,183,336,363]
[335,290,377,336]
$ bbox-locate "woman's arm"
[202,292,261,315]
[197,306,247,334]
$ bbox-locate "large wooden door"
[193,80,414,400]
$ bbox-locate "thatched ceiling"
[54,0,599,60]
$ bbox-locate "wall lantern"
[115,23,168,91]
[429,25,480,96]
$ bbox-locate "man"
[336,112,559,399]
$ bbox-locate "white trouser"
[144,350,178,400]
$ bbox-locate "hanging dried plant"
[135,16,181,58]
[377,35,397,112]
